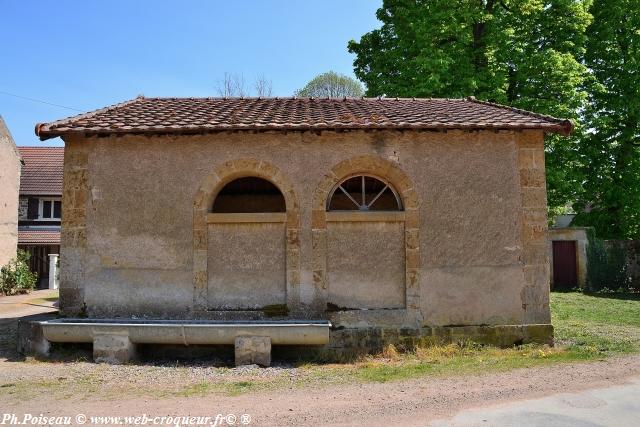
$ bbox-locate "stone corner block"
[523,324,554,346]
[17,319,51,358]
[93,333,137,364]
[58,288,85,316]
[235,336,271,367]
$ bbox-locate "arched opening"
[212,177,286,213]
[311,156,421,319]
[193,159,300,313]
[324,174,406,310]
[327,175,403,211]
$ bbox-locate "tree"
[571,0,640,238]
[215,73,273,97]
[295,71,364,98]
[348,0,592,213]
[254,74,273,97]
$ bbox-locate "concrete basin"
[40,319,331,345]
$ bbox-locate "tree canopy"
[295,71,364,98]
[348,0,606,230]
[571,0,640,238]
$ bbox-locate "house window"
[39,198,62,220]
[327,175,402,211]
[211,177,286,213]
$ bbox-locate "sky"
[1,1,382,146]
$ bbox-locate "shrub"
[586,229,631,292]
[0,250,38,295]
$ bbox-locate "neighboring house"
[17,147,64,288]
[0,116,22,267]
[33,96,573,363]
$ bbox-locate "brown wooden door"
[552,241,577,289]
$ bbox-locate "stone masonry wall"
[58,138,89,315]
[59,129,552,331]
[517,130,551,324]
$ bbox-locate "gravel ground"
[1,354,639,426]
[2,292,640,426]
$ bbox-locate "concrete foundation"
[93,333,137,364]
[327,324,553,354]
[235,336,272,367]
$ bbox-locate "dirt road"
[2,355,639,426]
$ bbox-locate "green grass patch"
[552,291,640,327]
[552,291,640,356]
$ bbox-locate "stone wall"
[0,117,21,267]
[516,131,551,323]
[327,324,554,354]
[58,139,89,315]
[59,129,551,332]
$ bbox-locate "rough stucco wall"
[0,118,21,267]
[207,222,286,309]
[61,128,549,326]
[327,221,405,309]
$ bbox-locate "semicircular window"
[327,175,403,211]
[212,177,286,213]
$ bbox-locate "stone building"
[0,116,22,268]
[17,147,64,288]
[33,97,573,362]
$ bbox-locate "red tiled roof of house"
[18,229,61,245]
[17,147,64,195]
[35,96,573,140]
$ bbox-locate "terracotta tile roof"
[35,96,573,140]
[18,228,61,245]
[17,147,64,195]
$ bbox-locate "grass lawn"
[552,291,640,355]
[3,291,640,399]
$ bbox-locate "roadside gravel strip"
[2,355,639,426]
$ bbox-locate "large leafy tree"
[348,0,592,212]
[295,71,364,98]
[572,0,640,238]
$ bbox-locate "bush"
[0,250,38,295]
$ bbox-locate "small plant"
[380,344,400,360]
[0,250,38,295]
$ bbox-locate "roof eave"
[35,123,573,140]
